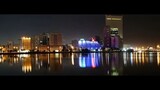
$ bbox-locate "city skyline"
[0,15,160,47]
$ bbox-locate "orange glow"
[22,57,32,73]
[157,52,160,65]
[142,52,145,64]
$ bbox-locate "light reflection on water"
[0,52,160,75]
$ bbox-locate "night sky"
[0,14,160,47]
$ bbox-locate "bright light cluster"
[78,38,101,50]
[22,37,31,40]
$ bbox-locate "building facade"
[104,15,123,49]
[31,32,63,52]
[105,15,123,39]
[21,37,31,51]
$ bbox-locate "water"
[0,52,160,76]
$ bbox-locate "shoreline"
[0,51,159,54]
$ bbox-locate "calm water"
[0,52,160,76]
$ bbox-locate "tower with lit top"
[104,15,123,49]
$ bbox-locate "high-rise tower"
[104,15,123,49]
[105,15,123,39]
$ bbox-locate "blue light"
[79,56,86,68]
[78,39,101,50]
[79,53,101,68]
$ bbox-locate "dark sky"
[0,14,160,47]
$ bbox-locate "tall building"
[104,15,123,49]
[31,35,39,50]
[105,15,123,39]
[49,33,63,52]
[39,33,49,45]
[21,37,31,50]
[104,25,111,48]
[31,32,63,52]
[49,33,62,46]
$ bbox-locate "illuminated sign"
[107,18,122,21]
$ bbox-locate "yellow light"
[71,53,74,65]
[71,46,74,49]
[157,52,160,66]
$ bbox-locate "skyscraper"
[105,15,123,39]
[103,25,111,48]
[104,15,123,49]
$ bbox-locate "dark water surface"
[0,52,159,76]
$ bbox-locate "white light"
[138,50,142,53]
[55,50,59,52]
[19,54,29,58]
[19,50,29,53]
[122,48,126,51]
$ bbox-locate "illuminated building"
[49,33,62,52]
[103,25,111,48]
[111,35,122,49]
[49,33,62,46]
[39,33,49,45]
[78,38,101,50]
[31,35,39,51]
[106,15,123,39]
[6,41,14,52]
[104,15,123,49]
[92,36,103,45]
[31,34,48,51]
[31,32,63,52]
[21,37,31,51]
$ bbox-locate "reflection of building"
[33,54,62,71]
[108,53,123,76]
[21,37,31,50]
[22,56,32,73]
[78,53,101,68]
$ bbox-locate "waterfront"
[0,52,160,76]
